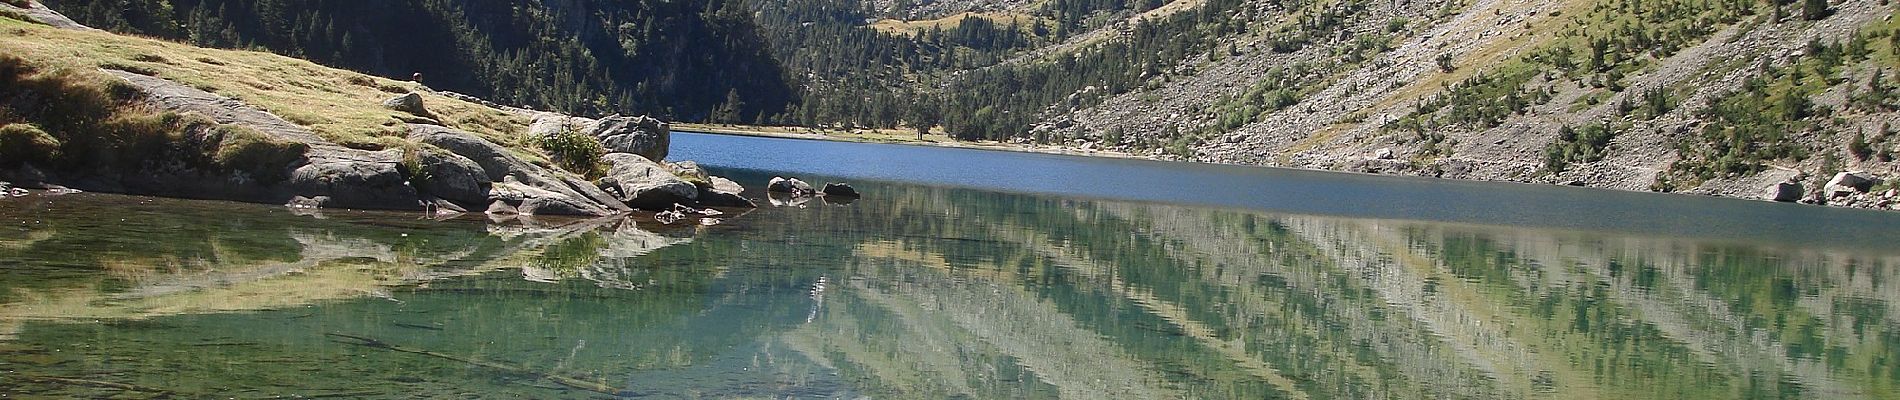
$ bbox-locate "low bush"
[209,124,307,183]
[535,125,605,179]
[0,122,59,166]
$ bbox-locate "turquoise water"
[0,133,1896,398]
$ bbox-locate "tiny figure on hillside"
[411,72,422,82]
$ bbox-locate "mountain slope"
[43,0,1900,208]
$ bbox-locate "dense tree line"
[56,0,794,122]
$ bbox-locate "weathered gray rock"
[588,114,669,162]
[668,161,710,185]
[821,182,860,198]
[1826,171,1880,193]
[284,147,418,209]
[696,176,756,208]
[481,179,618,216]
[410,145,489,206]
[528,114,583,139]
[486,199,519,215]
[1769,180,1803,202]
[0,1,101,31]
[409,124,626,216]
[767,177,813,195]
[383,92,432,118]
[597,153,698,210]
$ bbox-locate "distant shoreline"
[671,123,1157,161]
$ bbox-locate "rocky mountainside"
[31,0,1900,209]
[0,3,752,217]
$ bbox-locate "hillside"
[38,0,1900,208]
[0,3,750,216]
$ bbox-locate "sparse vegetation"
[535,124,607,180]
[1543,121,1620,173]
[0,16,530,150]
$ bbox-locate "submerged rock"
[821,182,860,198]
[767,177,814,195]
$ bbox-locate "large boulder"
[284,147,418,209]
[382,92,433,119]
[1826,171,1880,193]
[528,114,583,139]
[597,153,698,210]
[409,145,489,206]
[588,114,669,162]
[490,179,606,216]
[668,161,711,185]
[408,124,626,216]
[1768,180,1803,202]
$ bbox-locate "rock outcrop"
[597,153,699,210]
[408,124,628,216]
[588,114,669,162]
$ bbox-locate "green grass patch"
[209,124,307,183]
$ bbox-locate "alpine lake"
[2,132,1898,399]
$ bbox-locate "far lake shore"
[671,123,1157,161]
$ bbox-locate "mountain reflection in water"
[0,180,1895,399]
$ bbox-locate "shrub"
[211,124,308,183]
[535,125,605,179]
[0,123,59,166]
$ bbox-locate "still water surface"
[0,133,1895,398]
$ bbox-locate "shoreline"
[674,123,1900,213]
[671,123,1159,161]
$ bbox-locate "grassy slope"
[0,16,536,155]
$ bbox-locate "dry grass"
[0,16,530,151]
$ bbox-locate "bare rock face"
[588,114,670,162]
[408,124,628,216]
[284,147,417,209]
[597,153,699,210]
[410,145,489,206]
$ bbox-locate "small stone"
[285,195,329,209]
